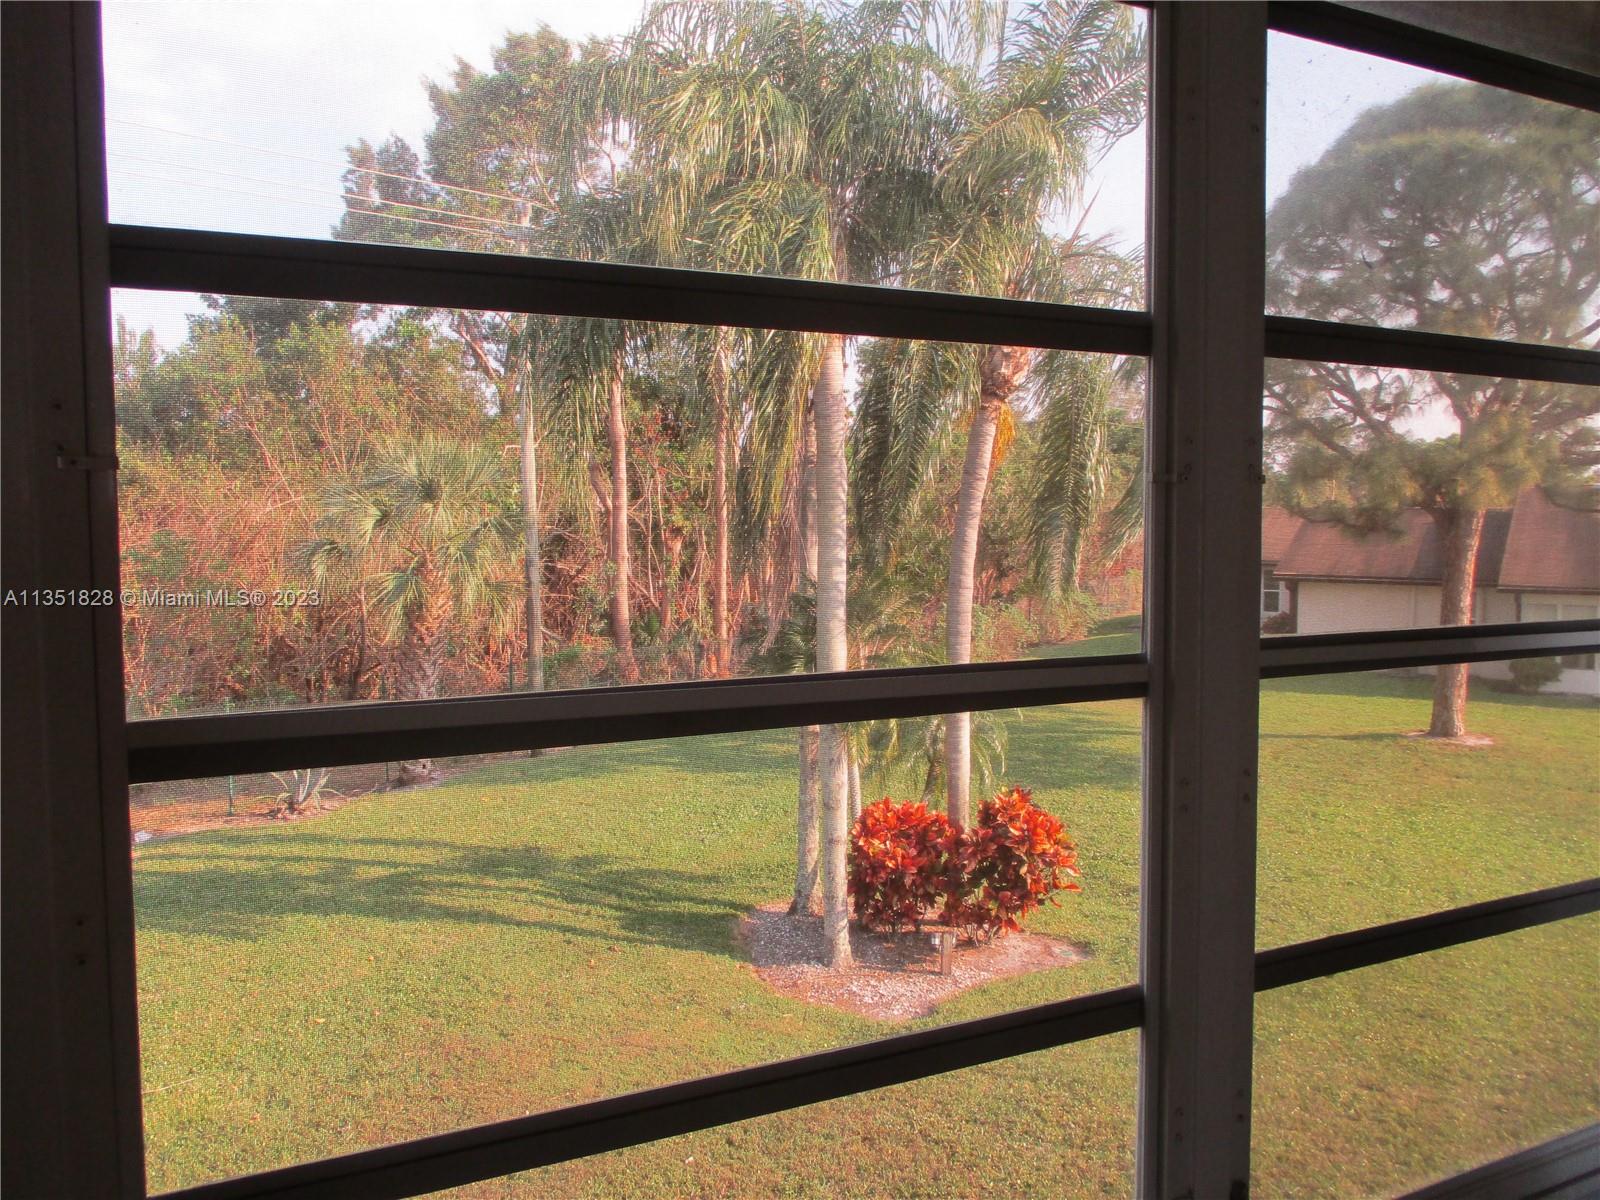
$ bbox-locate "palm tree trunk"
[813,333,852,968]
[711,336,731,676]
[799,406,819,582]
[394,568,450,786]
[847,747,862,823]
[791,725,820,915]
[791,396,822,917]
[607,346,640,683]
[1427,508,1485,738]
[944,391,1005,827]
[520,390,544,694]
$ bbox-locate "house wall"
[1294,581,1445,634]
[1519,593,1600,697]
[1294,581,1597,697]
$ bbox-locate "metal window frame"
[2,5,144,1198]
[1398,1124,1600,1200]
[1137,7,1268,1195]
[5,3,1599,1200]
[1255,880,1600,992]
[119,619,1600,784]
[107,225,1153,358]
[1267,1,1600,112]
[1263,317,1600,386]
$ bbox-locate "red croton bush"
[847,799,955,934]
[945,786,1082,939]
[847,786,1081,942]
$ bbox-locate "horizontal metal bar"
[1399,1123,1600,1200]
[108,224,1153,356]
[1265,316,1600,386]
[1267,2,1600,113]
[1260,619,1600,678]
[156,985,1143,1200]
[122,618,1600,782]
[126,654,1148,784]
[1255,879,1600,992]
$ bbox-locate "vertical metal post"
[224,698,236,815]
[1139,4,1267,1198]
[2,3,146,1195]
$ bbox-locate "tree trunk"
[813,334,852,968]
[393,564,449,786]
[790,390,822,917]
[944,413,1005,825]
[791,725,820,915]
[711,335,731,676]
[520,390,545,694]
[945,347,1030,824]
[607,347,640,683]
[1427,507,1486,738]
[847,746,862,824]
[799,405,819,583]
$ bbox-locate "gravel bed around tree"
[735,900,1090,1022]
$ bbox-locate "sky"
[102,3,1441,349]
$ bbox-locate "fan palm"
[297,438,520,785]
[864,706,1015,808]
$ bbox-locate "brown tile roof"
[1273,507,1512,587]
[1498,488,1600,593]
[1261,506,1304,563]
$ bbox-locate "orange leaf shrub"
[847,787,1081,941]
[944,786,1081,940]
[847,798,956,933]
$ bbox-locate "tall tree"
[1266,82,1600,737]
[611,0,960,964]
[339,28,616,691]
[853,0,1145,823]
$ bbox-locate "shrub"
[1508,656,1563,695]
[1261,610,1295,635]
[973,602,1040,662]
[269,767,332,817]
[943,787,1081,940]
[847,787,1081,942]
[847,798,955,934]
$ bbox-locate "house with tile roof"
[1262,488,1599,695]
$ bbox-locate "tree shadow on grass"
[132,711,1146,953]
[132,837,749,956]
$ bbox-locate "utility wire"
[107,116,560,216]
[116,168,510,247]
[110,150,535,237]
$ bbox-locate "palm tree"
[864,707,1015,808]
[610,0,959,965]
[853,0,1145,825]
[297,438,519,785]
[1024,359,1145,634]
[750,570,924,908]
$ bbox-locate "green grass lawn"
[133,656,1598,1198]
[1030,612,1142,660]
